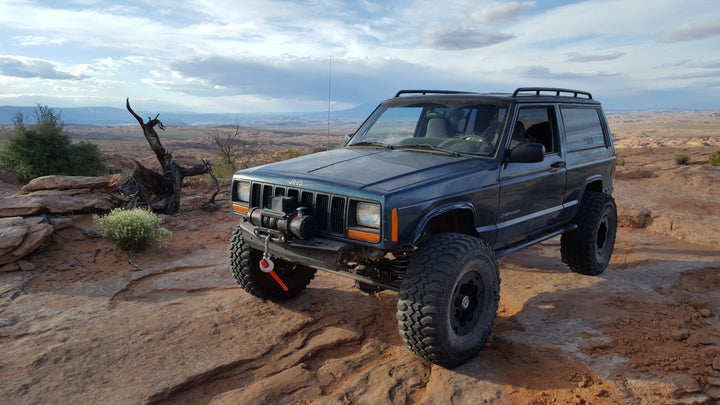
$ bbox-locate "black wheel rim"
[596,212,610,259]
[450,270,484,336]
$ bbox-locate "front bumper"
[237,220,352,272]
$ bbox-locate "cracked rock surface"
[1,140,720,404]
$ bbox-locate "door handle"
[551,161,566,168]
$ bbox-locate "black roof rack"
[394,90,476,98]
[513,87,592,99]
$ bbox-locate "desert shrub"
[710,151,720,167]
[93,208,172,251]
[0,106,109,182]
[616,157,626,166]
[675,155,690,165]
[282,147,304,160]
[211,160,237,179]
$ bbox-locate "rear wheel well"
[585,180,603,194]
[424,209,476,237]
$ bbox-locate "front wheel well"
[423,209,476,238]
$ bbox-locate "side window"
[513,106,558,154]
[561,107,607,152]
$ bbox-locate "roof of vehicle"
[389,87,602,105]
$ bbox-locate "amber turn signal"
[391,208,398,242]
[232,203,249,214]
[348,229,380,243]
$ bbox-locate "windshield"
[348,100,509,157]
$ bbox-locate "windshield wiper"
[348,141,394,149]
[396,144,460,157]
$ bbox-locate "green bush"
[616,157,626,166]
[710,151,720,167]
[94,208,172,251]
[0,106,109,182]
[675,155,690,165]
[69,141,109,175]
[211,160,237,179]
[282,147,304,160]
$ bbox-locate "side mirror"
[344,133,355,146]
[508,142,545,163]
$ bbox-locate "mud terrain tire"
[230,226,316,301]
[396,233,500,368]
[561,192,617,276]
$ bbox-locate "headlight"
[237,181,251,202]
[356,202,381,229]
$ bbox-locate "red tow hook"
[259,255,289,292]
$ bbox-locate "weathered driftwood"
[126,98,218,214]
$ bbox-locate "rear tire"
[229,226,316,301]
[561,192,617,276]
[396,233,500,368]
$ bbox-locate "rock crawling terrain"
[1,141,720,404]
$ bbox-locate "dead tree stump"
[126,98,219,214]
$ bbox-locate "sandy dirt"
[1,114,720,404]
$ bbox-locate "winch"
[247,196,314,240]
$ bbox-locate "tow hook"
[260,235,288,291]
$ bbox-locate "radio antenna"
[327,55,332,147]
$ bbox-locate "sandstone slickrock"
[19,174,127,194]
[1,175,128,218]
[707,376,720,387]
[617,207,652,228]
[0,217,54,266]
[0,189,126,218]
[0,217,28,256]
[0,175,127,266]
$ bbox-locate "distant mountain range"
[0,103,377,127]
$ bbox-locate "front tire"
[561,192,617,276]
[230,226,316,301]
[396,233,500,368]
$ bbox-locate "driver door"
[495,105,567,248]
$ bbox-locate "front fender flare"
[411,202,477,245]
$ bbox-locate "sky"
[0,0,719,114]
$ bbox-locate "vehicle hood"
[240,147,495,193]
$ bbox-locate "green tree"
[0,105,109,182]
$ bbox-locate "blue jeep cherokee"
[230,87,617,368]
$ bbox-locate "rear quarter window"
[560,107,607,152]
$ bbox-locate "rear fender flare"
[568,175,606,218]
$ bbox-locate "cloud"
[692,60,720,69]
[420,27,514,50]
[661,70,720,80]
[162,55,485,107]
[12,35,66,47]
[516,65,619,80]
[660,20,720,42]
[470,1,536,24]
[0,56,85,80]
[565,52,625,62]
[168,56,327,98]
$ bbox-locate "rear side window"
[561,107,607,152]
